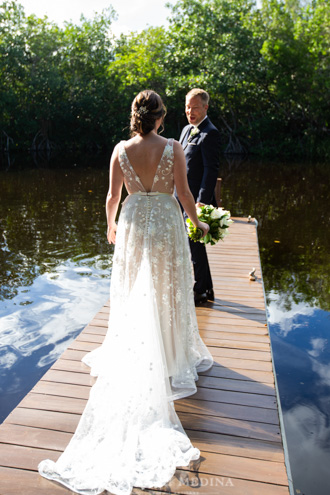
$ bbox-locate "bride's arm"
[173,141,209,237]
[106,144,124,244]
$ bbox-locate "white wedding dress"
[39,138,213,494]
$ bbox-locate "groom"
[179,88,221,305]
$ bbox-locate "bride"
[38,90,213,494]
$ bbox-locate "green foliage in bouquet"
[186,205,233,245]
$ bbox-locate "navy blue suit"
[179,116,221,294]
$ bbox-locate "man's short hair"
[186,88,209,105]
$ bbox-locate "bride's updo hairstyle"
[130,90,166,136]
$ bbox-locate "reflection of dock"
[0,218,291,494]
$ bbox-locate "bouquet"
[186,204,233,245]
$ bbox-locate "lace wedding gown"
[39,138,213,494]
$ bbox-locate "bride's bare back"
[123,134,169,192]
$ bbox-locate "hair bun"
[130,90,166,136]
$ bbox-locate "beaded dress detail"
[39,138,213,494]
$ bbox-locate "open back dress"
[39,138,213,494]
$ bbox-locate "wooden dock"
[0,217,291,494]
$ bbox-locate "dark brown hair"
[130,90,166,136]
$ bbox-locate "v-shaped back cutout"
[122,140,170,193]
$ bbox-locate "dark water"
[0,154,329,495]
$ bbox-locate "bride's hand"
[107,224,117,244]
[197,220,209,238]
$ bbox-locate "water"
[220,157,330,495]
[0,163,113,420]
[0,155,329,494]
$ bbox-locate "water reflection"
[0,254,111,416]
[0,167,111,300]
[220,158,330,495]
[269,305,330,495]
[284,403,330,495]
[0,165,113,420]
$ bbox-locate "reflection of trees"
[262,249,330,311]
[0,167,114,300]
[220,159,330,311]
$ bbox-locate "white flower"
[188,127,200,141]
[188,203,232,245]
[210,208,222,219]
[222,215,233,227]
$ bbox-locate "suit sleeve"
[197,129,221,204]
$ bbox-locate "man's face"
[185,95,208,126]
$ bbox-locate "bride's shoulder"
[172,139,183,150]
[112,141,125,155]
[113,140,126,150]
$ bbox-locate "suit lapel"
[181,118,210,150]
[180,125,192,148]
[197,116,209,132]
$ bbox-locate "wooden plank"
[68,341,99,352]
[202,337,270,351]
[191,387,277,409]
[199,329,270,342]
[178,412,281,443]
[5,408,80,433]
[88,318,107,327]
[207,347,272,362]
[179,451,289,485]
[40,369,95,387]
[0,467,71,495]
[210,356,273,372]
[76,333,104,343]
[197,375,275,394]
[82,324,107,335]
[197,312,267,324]
[176,399,279,425]
[0,424,71,452]
[51,358,91,374]
[18,393,87,415]
[198,322,269,335]
[199,364,275,384]
[32,381,91,400]
[197,316,268,328]
[0,444,60,471]
[186,429,284,462]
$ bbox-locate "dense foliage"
[0,0,329,157]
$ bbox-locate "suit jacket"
[179,116,221,206]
